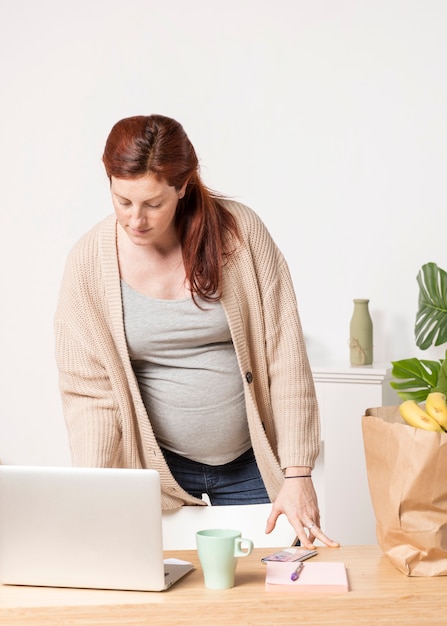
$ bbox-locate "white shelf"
[312,362,395,385]
[310,362,400,546]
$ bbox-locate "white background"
[1,0,446,465]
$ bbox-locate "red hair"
[102,115,239,302]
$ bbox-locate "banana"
[425,392,447,431]
[399,400,443,432]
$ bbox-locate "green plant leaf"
[432,351,447,395]
[390,357,441,401]
[415,262,447,349]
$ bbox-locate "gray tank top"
[121,281,251,465]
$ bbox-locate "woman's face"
[111,173,186,249]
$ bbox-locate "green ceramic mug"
[196,529,254,589]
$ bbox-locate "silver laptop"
[0,465,194,591]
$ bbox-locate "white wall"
[1,0,447,465]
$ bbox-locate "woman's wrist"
[284,474,312,479]
[284,466,312,478]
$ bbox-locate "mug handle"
[234,537,253,557]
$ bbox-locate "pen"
[290,562,304,581]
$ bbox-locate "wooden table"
[0,545,446,625]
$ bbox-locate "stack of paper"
[265,561,349,593]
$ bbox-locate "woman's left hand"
[265,476,340,549]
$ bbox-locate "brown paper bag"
[362,406,447,576]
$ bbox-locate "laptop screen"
[0,465,172,591]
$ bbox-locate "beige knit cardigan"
[54,201,320,510]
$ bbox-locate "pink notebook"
[265,561,349,593]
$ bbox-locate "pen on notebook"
[290,562,304,581]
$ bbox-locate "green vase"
[349,299,373,365]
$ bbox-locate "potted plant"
[390,262,447,402]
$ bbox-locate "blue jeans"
[161,447,270,505]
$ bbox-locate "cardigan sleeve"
[263,255,320,469]
[223,200,320,471]
[54,318,122,467]
[54,228,123,468]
